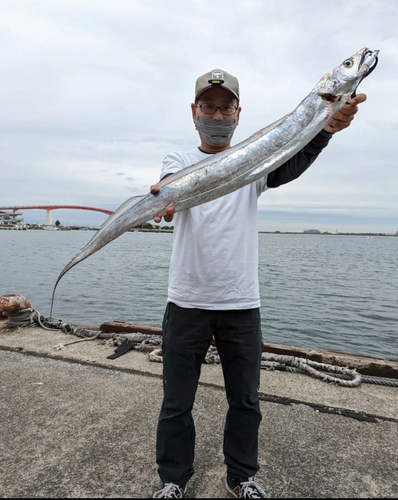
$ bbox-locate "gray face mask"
[195,115,237,146]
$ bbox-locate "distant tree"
[55,220,61,227]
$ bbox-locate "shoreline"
[1,225,397,236]
[95,320,398,378]
[2,315,398,378]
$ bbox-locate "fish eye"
[343,59,354,68]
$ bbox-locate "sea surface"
[1,230,397,360]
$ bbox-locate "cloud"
[0,0,397,232]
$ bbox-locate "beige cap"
[195,69,239,102]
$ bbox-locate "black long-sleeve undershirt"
[266,129,333,188]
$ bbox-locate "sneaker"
[152,483,187,498]
[226,476,266,498]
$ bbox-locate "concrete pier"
[1,319,397,498]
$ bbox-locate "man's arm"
[267,93,367,188]
[152,94,367,218]
[266,129,332,188]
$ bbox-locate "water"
[1,230,397,360]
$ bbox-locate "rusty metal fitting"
[0,295,32,316]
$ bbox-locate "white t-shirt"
[161,147,269,310]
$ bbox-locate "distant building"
[303,229,321,234]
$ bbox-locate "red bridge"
[0,205,114,226]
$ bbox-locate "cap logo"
[208,70,224,85]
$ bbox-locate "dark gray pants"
[155,302,263,486]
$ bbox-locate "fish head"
[315,47,379,105]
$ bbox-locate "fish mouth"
[351,48,379,98]
[361,49,379,78]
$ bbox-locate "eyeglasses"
[196,103,238,116]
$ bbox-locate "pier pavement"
[1,319,397,498]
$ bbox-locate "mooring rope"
[6,308,70,332]
[3,308,398,387]
[261,353,361,387]
[261,354,398,387]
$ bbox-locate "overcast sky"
[1,0,397,233]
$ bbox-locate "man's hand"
[154,207,175,224]
[150,183,175,223]
[323,93,367,134]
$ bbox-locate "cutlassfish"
[51,47,379,310]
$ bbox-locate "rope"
[4,308,398,387]
[279,365,398,387]
[261,353,361,387]
[6,308,41,327]
[53,331,102,350]
[261,354,398,387]
[360,375,398,387]
[149,348,163,363]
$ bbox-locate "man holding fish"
[50,47,377,498]
[151,69,367,499]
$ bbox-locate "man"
[151,69,366,499]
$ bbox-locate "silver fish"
[51,47,378,306]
